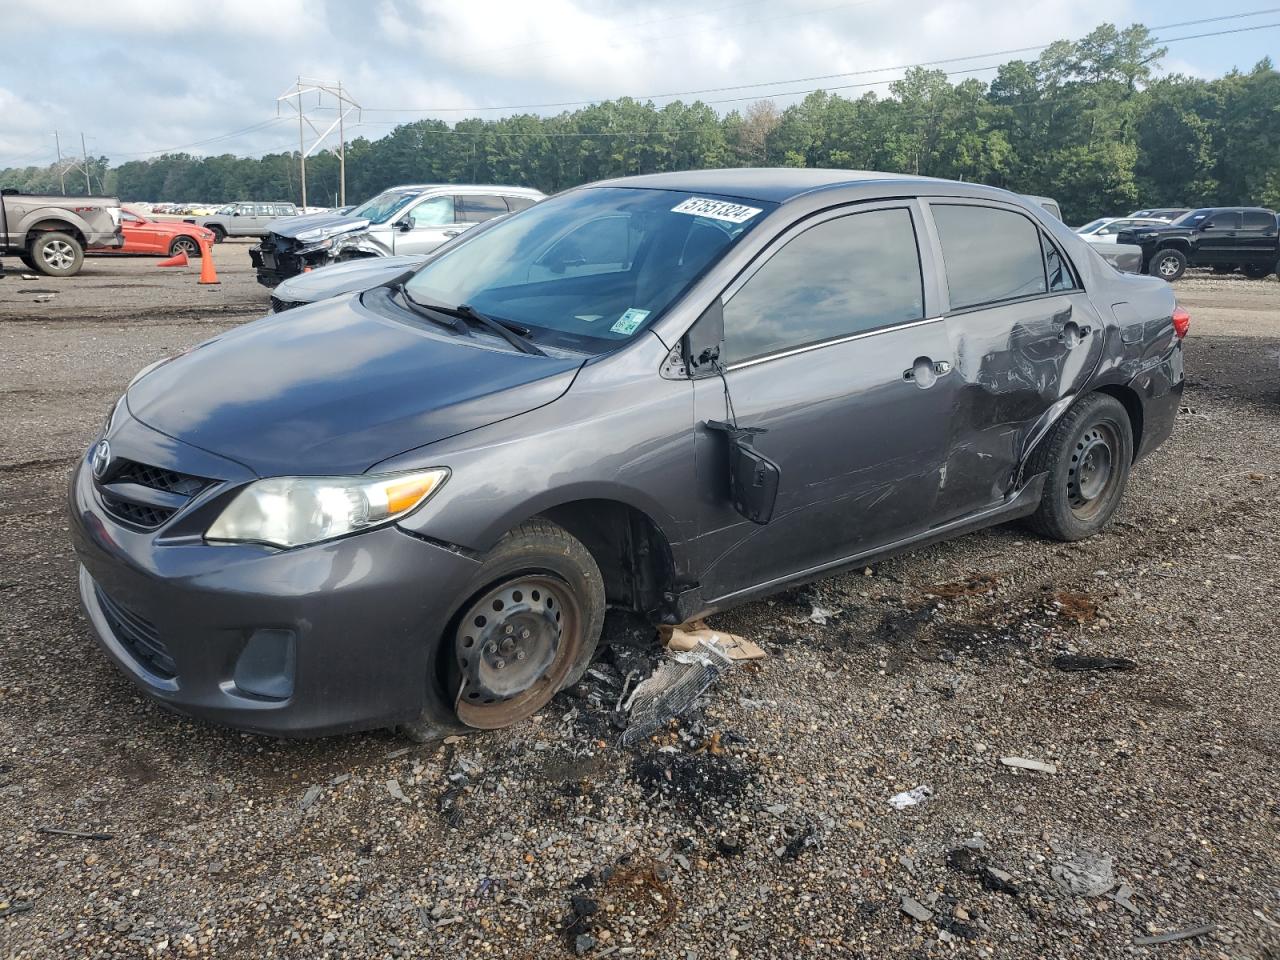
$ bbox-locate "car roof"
[381,183,543,196]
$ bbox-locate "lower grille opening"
[95,587,176,679]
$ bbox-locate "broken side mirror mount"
[705,421,781,525]
[683,298,724,378]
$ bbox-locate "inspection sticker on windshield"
[611,308,650,336]
[671,197,762,224]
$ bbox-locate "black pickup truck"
[1118,206,1279,281]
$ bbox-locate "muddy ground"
[1,251,1278,959]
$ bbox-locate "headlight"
[206,469,448,548]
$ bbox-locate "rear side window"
[505,196,537,213]
[459,195,509,223]
[932,204,1047,309]
[1243,210,1276,230]
[723,207,924,364]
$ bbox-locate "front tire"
[1026,393,1134,542]
[1149,248,1187,281]
[169,236,201,259]
[206,225,226,243]
[30,232,84,277]
[399,519,605,740]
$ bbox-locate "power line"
[359,9,1280,113]
[101,118,288,158]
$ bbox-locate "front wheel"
[1149,248,1187,281]
[206,225,226,243]
[399,519,605,740]
[30,231,84,277]
[169,236,201,259]
[1025,393,1134,542]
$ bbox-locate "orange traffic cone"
[197,237,219,285]
[157,250,188,268]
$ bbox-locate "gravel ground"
[1,256,1278,959]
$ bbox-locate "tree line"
[2,23,1277,224]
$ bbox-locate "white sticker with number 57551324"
[671,197,762,224]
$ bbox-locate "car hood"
[274,255,428,304]
[126,291,583,476]
[266,212,371,245]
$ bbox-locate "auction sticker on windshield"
[671,197,762,224]
[611,308,650,335]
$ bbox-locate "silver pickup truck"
[0,189,124,276]
[185,201,300,241]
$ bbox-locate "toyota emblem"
[90,440,111,479]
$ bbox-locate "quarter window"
[459,195,509,223]
[505,196,537,213]
[932,204,1047,309]
[1042,233,1076,292]
[722,207,925,365]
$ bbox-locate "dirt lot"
[1,251,1278,959]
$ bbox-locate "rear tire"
[1242,262,1274,279]
[1148,248,1187,281]
[398,519,605,740]
[1025,392,1134,542]
[30,232,84,277]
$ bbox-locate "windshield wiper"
[452,303,547,356]
[381,270,471,336]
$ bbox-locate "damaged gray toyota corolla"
[69,169,1186,739]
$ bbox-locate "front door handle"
[903,356,951,388]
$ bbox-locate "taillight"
[1172,306,1190,339]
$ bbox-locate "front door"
[926,201,1106,520]
[691,201,957,603]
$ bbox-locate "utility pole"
[80,132,92,194]
[277,77,360,210]
[54,131,65,195]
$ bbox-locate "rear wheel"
[169,236,201,259]
[1149,248,1187,281]
[1242,261,1274,279]
[1026,392,1134,542]
[30,231,84,277]
[399,520,605,740]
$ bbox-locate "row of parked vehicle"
[1075,206,1280,281]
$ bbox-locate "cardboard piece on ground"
[660,620,766,661]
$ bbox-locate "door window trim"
[718,200,932,371]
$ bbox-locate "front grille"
[97,458,214,530]
[270,296,302,312]
[95,587,176,678]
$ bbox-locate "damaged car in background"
[250,184,543,287]
[71,169,1186,741]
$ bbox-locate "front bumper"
[250,242,332,288]
[68,425,480,737]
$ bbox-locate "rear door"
[926,200,1105,521]
[691,200,958,602]
[392,195,458,254]
[1239,210,1279,263]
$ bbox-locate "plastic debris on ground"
[1000,756,1058,774]
[1133,924,1216,946]
[887,785,933,809]
[621,639,734,747]
[1051,654,1137,672]
[660,619,766,661]
[1051,851,1115,896]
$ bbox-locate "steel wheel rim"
[1157,255,1180,278]
[453,573,583,729]
[1067,422,1119,520]
[42,240,74,269]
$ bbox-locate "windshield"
[216,204,235,215]
[1172,208,1213,226]
[404,187,775,351]
[1076,218,1110,234]
[350,189,421,224]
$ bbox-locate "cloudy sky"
[2,0,1276,166]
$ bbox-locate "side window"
[459,194,509,223]
[932,204,1047,309]
[1042,232,1076,293]
[1242,211,1275,231]
[505,196,537,213]
[722,207,924,365]
[238,203,256,216]
[1202,211,1240,230]
[121,212,141,224]
[256,205,274,217]
[407,196,455,228]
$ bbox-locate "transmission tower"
[276,77,361,209]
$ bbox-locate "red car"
[103,208,214,258]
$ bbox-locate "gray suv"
[70,169,1185,740]
[187,202,300,241]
